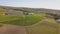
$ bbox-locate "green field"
[0,12,44,26]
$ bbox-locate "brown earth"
[0,24,27,34]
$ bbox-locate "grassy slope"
[0,12,44,26]
[5,14,44,26]
[30,26,57,34]
[27,18,58,34]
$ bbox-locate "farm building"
[3,11,23,15]
[29,13,34,15]
[23,11,34,15]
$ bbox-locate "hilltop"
[0,6,60,14]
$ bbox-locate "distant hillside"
[0,6,60,14]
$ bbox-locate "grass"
[0,23,3,27]
[29,26,58,34]
[28,19,59,34]
[0,12,44,26]
[27,19,58,34]
[4,14,44,26]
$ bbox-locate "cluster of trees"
[46,13,60,20]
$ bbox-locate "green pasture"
[0,12,44,26]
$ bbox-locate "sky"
[0,0,60,10]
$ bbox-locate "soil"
[0,24,27,34]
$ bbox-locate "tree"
[23,10,29,15]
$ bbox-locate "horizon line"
[0,5,60,10]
